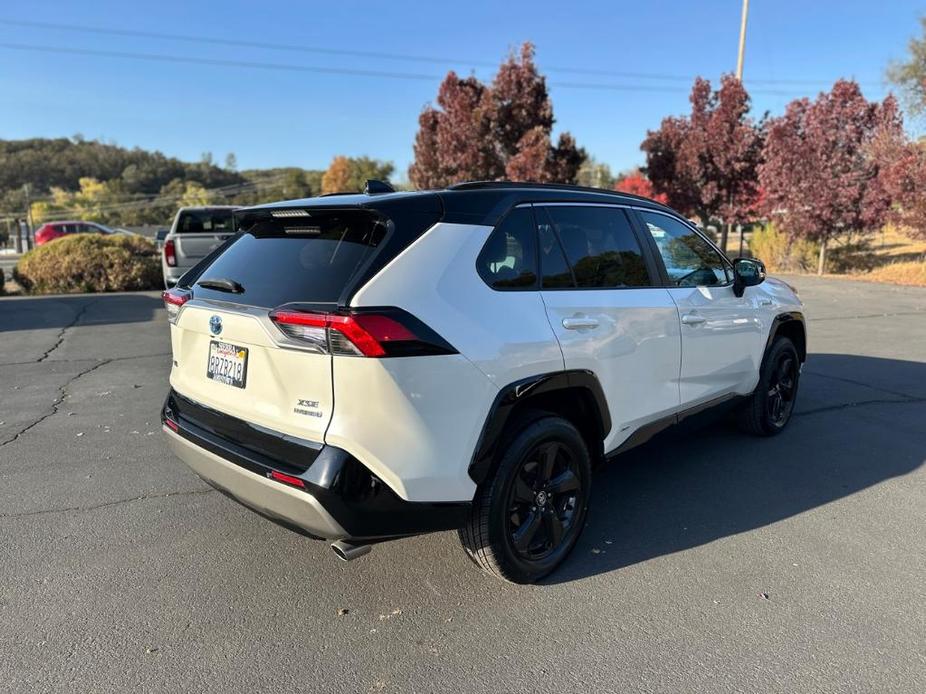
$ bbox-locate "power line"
[0,17,885,88]
[0,173,294,220]
[0,42,439,81]
[0,41,879,97]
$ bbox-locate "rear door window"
[538,216,575,288]
[186,210,388,308]
[540,206,653,288]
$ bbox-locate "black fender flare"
[765,311,806,361]
[468,369,611,485]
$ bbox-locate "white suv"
[161,181,805,583]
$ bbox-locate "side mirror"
[155,229,168,242]
[732,257,766,298]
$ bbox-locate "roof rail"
[445,180,656,204]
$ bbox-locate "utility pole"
[722,0,750,257]
[22,183,33,251]
[736,0,750,81]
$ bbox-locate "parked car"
[161,206,238,288]
[108,227,140,237]
[160,181,805,583]
[34,220,114,246]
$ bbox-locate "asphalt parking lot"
[1,276,924,693]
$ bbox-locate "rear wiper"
[197,277,244,294]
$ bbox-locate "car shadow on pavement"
[546,353,926,585]
[0,292,163,332]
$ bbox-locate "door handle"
[758,298,773,307]
[562,316,599,330]
[681,312,707,326]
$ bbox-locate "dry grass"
[739,224,926,287]
[862,261,926,286]
[839,225,926,286]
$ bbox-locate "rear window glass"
[187,210,387,308]
[177,210,235,234]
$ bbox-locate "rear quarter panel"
[343,221,565,502]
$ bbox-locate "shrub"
[749,223,818,272]
[15,234,160,294]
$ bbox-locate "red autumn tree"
[613,169,668,204]
[759,81,901,274]
[642,75,763,251]
[869,125,926,241]
[409,43,585,187]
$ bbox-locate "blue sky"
[0,1,922,181]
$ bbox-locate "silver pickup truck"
[161,206,238,288]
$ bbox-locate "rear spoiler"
[234,192,442,232]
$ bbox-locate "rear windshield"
[176,210,235,234]
[186,210,388,308]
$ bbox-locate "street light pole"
[736,0,749,81]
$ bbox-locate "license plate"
[207,340,248,388]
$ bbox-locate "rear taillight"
[162,287,190,324]
[164,239,177,267]
[268,307,456,358]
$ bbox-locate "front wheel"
[736,336,801,436]
[459,416,591,584]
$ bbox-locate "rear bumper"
[162,389,470,542]
[164,427,347,539]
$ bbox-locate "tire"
[736,336,801,436]
[459,416,591,584]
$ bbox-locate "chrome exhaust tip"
[331,540,372,562]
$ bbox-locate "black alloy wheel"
[459,415,591,584]
[767,351,798,427]
[507,440,582,561]
[736,336,802,436]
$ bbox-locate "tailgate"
[175,232,232,262]
[172,209,236,263]
[169,303,332,443]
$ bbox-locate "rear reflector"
[162,288,191,324]
[164,418,179,432]
[269,307,456,358]
[269,470,306,488]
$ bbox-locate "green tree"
[887,17,926,117]
[575,157,614,189]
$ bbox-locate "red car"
[35,221,113,246]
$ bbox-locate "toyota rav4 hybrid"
[160,181,805,584]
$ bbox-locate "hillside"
[0,138,323,226]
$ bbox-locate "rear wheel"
[459,416,591,584]
[736,337,801,436]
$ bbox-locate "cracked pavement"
[1,278,924,693]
